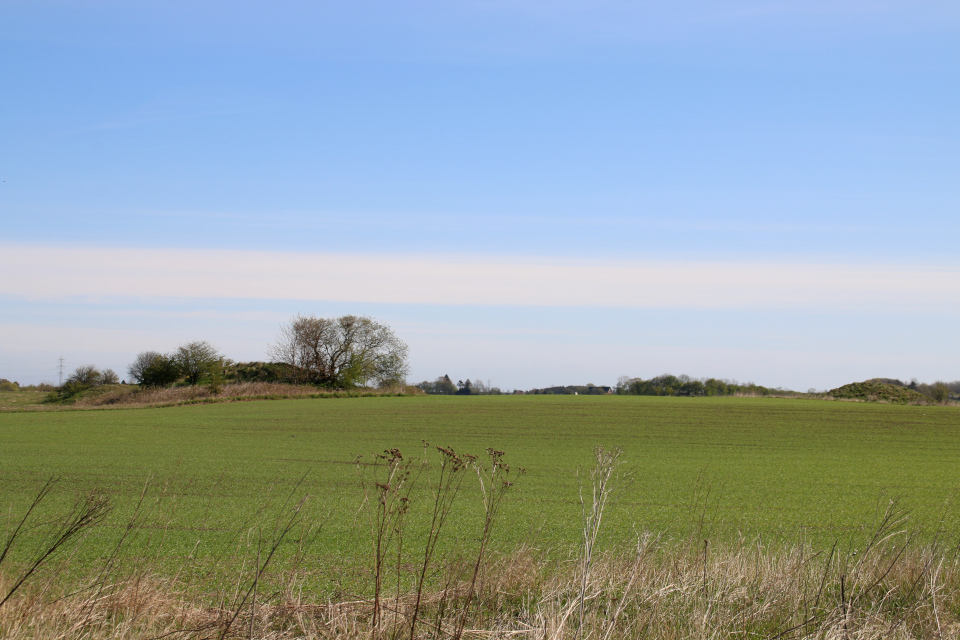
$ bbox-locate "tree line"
[7,314,956,403]
[408,373,960,400]
[414,375,507,395]
[526,384,612,395]
[614,374,785,397]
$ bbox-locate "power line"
[58,357,65,386]
[0,367,58,374]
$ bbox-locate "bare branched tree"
[268,314,409,388]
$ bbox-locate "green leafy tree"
[127,351,162,385]
[435,374,457,394]
[140,354,181,388]
[174,341,224,386]
[931,382,950,403]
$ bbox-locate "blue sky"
[2,1,958,389]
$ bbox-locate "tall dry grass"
[3,448,960,639]
[3,537,958,639]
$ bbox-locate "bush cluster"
[51,365,120,400]
[616,374,785,397]
[127,341,224,389]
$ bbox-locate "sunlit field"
[2,395,959,637]
[3,395,958,562]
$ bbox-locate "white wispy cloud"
[4,244,959,313]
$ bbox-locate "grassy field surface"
[0,390,48,411]
[1,394,959,594]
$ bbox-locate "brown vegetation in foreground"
[3,537,959,639]
[3,449,960,639]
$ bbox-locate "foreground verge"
[2,447,959,639]
[3,536,957,639]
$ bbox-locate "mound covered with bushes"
[828,380,931,404]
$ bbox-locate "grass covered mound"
[828,380,930,404]
[0,390,48,411]
[35,382,423,410]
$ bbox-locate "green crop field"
[2,394,959,595]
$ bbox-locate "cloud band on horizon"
[4,244,959,314]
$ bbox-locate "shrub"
[930,381,950,403]
[139,354,181,388]
[228,361,294,383]
[127,351,162,385]
[173,341,223,386]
